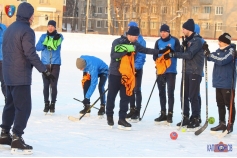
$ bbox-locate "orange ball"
[170,132,178,140]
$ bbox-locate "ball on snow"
[170,132,178,140]
[181,128,186,132]
[208,117,215,124]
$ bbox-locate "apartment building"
[0,0,64,31]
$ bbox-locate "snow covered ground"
[0,32,237,157]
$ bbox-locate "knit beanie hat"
[76,58,86,69]
[127,26,140,36]
[160,24,170,33]
[48,20,56,28]
[128,21,138,27]
[218,33,231,44]
[182,19,195,32]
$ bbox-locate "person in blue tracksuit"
[76,55,108,117]
[164,19,204,129]
[125,21,146,122]
[0,23,7,102]
[153,24,180,123]
[36,20,64,114]
[0,2,54,150]
[203,33,236,134]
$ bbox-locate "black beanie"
[127,26,140,36]
[48,20,56,28]
[218,33,231,44]
[160,24,170,33]
[182,19,195,32]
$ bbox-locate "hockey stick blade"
[194,121,208,135]
[68,116,80,122]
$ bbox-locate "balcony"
[198,13,210,20]
[199,0,213,5]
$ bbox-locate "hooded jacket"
[2,2,46,85]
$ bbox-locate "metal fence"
[1,14,237,40]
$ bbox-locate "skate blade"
[98,115,104,119]
[117,125,131,131]
[154,121,170,125]
[125,118,131,122]
[108,125,113,129]
[68,116,80,122]
[218,130,228,139]
[0,144,11,150]
[44,112,48,115]
[50,112,54,116]
[79,113,90,117]
[130,119,139,123]
[186,126,200,132]
[11,148,33,155]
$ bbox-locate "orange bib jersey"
[155,50,171,75]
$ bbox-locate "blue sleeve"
[208,48,234,66]
[0,24,7,44]
[36,35,47,51]
[85,67,98,99]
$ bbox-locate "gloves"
[202,43,210,57]
[182,40,188,47]
[82,98,90,105]
[159,46,172,54]
[42,70,55,82]
[53,34,61,40]
[164,52,175,60]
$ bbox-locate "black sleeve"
[135,42,159,55]
[173,37,181,52]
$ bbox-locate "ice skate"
[118,119,132,130]
[11,134,33,155]
[43,101,50,115]
[130,108,140,123]
[125,107,135,121]
[0,129,12,147]
[154,111,168,125]
[210,121,226,135]
[107,116,114,129]
[186,117,200,132]
[49,102,55,115]
[98,105,105,119]
[79,104,91,117]
[176,115,190,128]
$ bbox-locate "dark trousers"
[83,73,107,105]
[106,74,130,119]
[0,85,31,136]
[156,73,176,113]
[216,88,236,123]
[181,73,201,118]
[0,62,6,97]
[130,68,143,110]
[42,64,60,103]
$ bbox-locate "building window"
[216,23,222,31]
[96,21,102,28]
[141,22,146,28]
[152,7,157,13]
[161,6,168,14]
[104,20,108,28]
[97,7,103,14]
[150,22,156,29]
[202,22,211,30]
[204,6,211,13]
[215,6,223,15]
[17,0,27,1]
[82,21,85,27]
[192,6,199,14]
[39,0,49,4]
[105,7,108,14]
[63,0,66,6]
[115,21,119,28]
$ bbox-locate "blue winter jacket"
[153,35,180,73]
[0,23,7,61]
[36,33,64,65]
[81,55,108,99]
[207,45,236,89]
[2,3,46,86]
[135,35,146,70]
[174,33,204,76]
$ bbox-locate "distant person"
[0,23,7,103]
[76,55,108,117]
[36,20,64,114]
[0,2,54,153]
[125,21,146,122]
